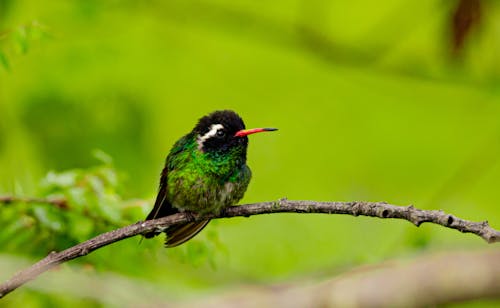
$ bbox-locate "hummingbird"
[143,110,277,247]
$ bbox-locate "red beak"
[235,127,278,137]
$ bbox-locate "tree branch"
[1,199,499,298]
[0,196,68,210]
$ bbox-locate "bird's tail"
[144,170,210,246]
[164,220,210,247]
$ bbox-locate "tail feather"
[164,220,210,247]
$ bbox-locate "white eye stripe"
[197,124,224,150]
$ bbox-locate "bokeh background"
[1,0,499,306]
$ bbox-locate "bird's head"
[194,110,277,155]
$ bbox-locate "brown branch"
[1,199,499,298]
[0,196,68,209]
[451,0,482,55]
[180,250,500,307]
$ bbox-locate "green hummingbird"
[143,110,277,247]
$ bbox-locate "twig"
[0,199,499,298]
[0,196,68,209]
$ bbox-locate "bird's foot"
[183,211,197,222]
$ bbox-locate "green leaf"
[67,186,87,209]
[0,216,34,244]
[92,149,113,165]
[42,170,78,189]
[14,26,29,54]
[0,51,10,71]
[33,206,63,231]
[97,196,122,224]
[88,174,105,195]
[99,167,118,187]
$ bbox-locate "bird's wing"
[143,167,178,239]
[143,134,194,238]
[145,166,178,221]
[146,167,210,245]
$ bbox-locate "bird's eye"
[216,130,225,138]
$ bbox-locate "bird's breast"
[167,166,250,215]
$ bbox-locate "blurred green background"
[1,0,499,306]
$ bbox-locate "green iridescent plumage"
[143,110,276,247]
[165,132,251,214]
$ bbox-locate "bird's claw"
[184,211,196,222]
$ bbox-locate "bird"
[143,110,277,247]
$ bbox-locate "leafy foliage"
[0,152,133,255]
[0,151,222,271]
[0,21,50,71]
